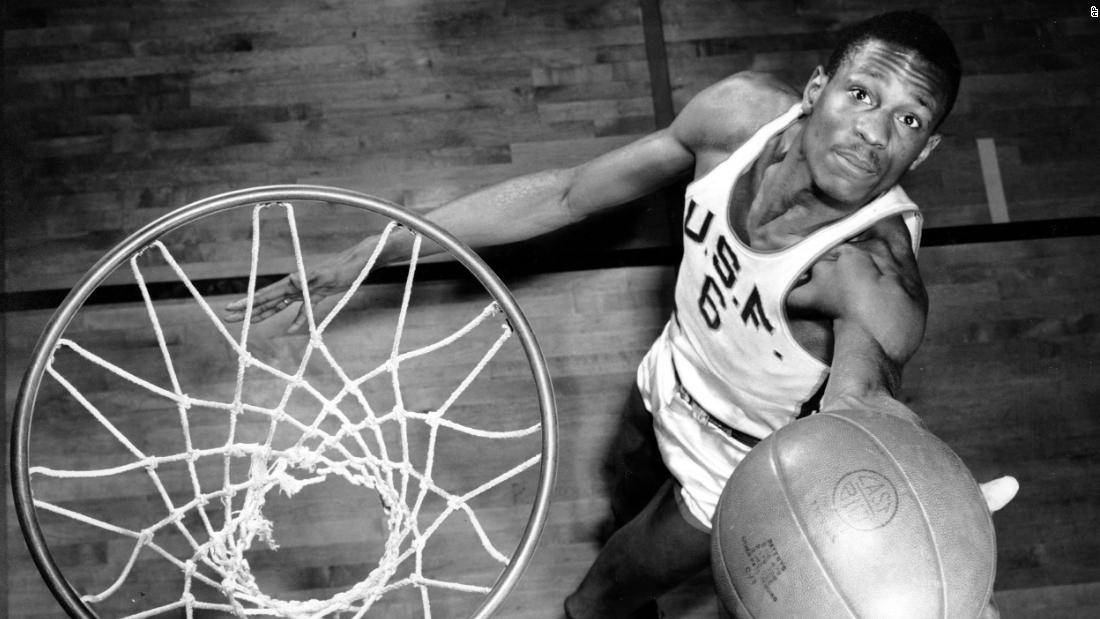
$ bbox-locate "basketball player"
[226,11,1017,617]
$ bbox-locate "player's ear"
[802,66,828,114]
[909,133,942,171]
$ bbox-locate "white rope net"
[26,202,546,618]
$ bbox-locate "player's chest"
[680,201,833,365]
[684,158,837,363]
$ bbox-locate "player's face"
[799,40,947,206]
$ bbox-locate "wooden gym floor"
[4,1,1099,617]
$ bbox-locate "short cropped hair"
[825,11,961,128]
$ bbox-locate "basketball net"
[27,201,543,618]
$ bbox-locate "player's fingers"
[250,297,296,323]
[224,290,264,320]
[226,300,276,323]
[223,309,246,323]
[287,295,324,334]
[980,476,1019,513]
[225,275,297,318]
[253,273,310,314]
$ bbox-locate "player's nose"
[854,110,889,149]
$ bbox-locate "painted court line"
[977,137,1010,224]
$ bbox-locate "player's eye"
[899,114,922,130]
[849,87,872,104]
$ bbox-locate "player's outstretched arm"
[787,221,927,407]
[224,125,696,329]
[793,231,1019,617]
[222,71,794,330]
[795,236,1018,486]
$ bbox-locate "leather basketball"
[711,409,996,618]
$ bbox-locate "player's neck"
[750,141,850,235]
[784,133,868,213]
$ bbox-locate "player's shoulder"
[672,71,801,151]
[863,214,920,270]
[848,219,929,320]
[695,71,800,115]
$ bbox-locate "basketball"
[711,408,996,618]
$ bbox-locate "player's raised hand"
[222,273,303,325]
[223,237,385,332]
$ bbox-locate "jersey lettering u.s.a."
[635,103,923,527]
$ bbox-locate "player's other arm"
[370,71,788,253]
[412,127,697,256]
[223,131,693,325]
[786,218,928,409]
[223,87,723,326]
[789,224,1019,527]
[819,256,1018,619]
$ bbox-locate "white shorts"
[637,329,754,530]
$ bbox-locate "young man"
[227,11,1016,617]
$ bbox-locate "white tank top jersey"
[638,102,923,443]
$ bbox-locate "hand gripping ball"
[711,409,996,618]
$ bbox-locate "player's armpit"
[789,240,926,365]
[789,214,924,312]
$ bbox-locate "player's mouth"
[834,148,879,177]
